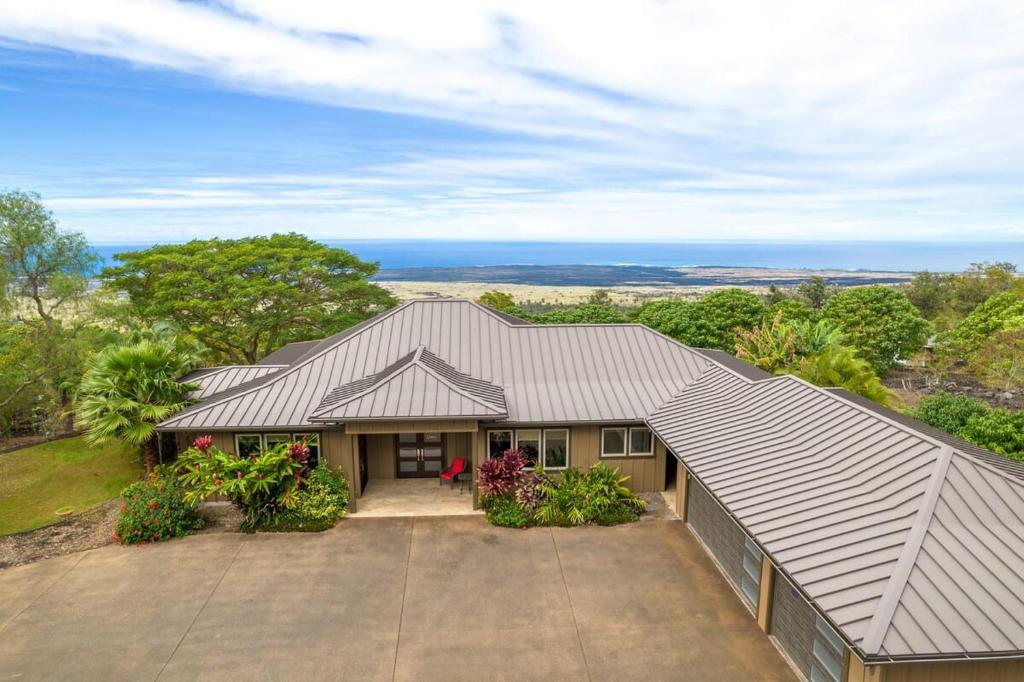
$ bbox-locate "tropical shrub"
[526,304,627,324]
[735,310,798,372]
[257,460,350,531]
[914,392,1024,462]
[481,493,530,528]
[177,436,308,530]
[514,470,549,515]
[114,465,203,545]
[476,449,528,497]
[795,346,892,405]
[535,463,646,527]
[636,289,765,352]
[914,392,990,435]
[820,286,929,374]
[946,291,1024,358]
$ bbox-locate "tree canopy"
[526,304,627,324]
[946,291,1024,358]
[476,290,517,312]
[103,234,396,363]
[636,289,764,352]
[820,286,929,374]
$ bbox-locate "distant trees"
[103,234,396,364]
[636,288,764,352]
[476,290,517,312]
[0,190,107,435]
[528,304,627,324]
[819,286,929,373]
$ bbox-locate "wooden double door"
[395,432,445,478]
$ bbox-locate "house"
[157,299,1024,682]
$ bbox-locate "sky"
[1,1,1023,243]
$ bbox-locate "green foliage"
[0,190,97,323]
[735,311,798,372]
[177,439,307,530]
[636,289,765,352]
[794,346,893,405]
[946,291,1024,358]
[481,493,530,528]
[534,463,646,527]
[587,289,613,305]
[914,392,991,435]
[77,335,200,471]
[103,233,396,363]
[476,290,517,312]
[795,276,837,310]
[820,286,929,374]
[257,461,349,532]
[114,466,203,545]
[914,392,1024,462]
[905,271,957,320]
[526,304,627,324]
[967,330,1024,392]
[767,298,815,323]
[950,262,1020,317]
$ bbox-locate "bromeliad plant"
[177,436,310,529]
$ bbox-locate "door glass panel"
[422,432,442,443]
[423,459,443,472]
[399,460,419,472]
[398,432,418,445]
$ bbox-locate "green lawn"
[0,436,142,535]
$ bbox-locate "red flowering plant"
[114,465,203,545]
[476,448,528,497]
[177,435,307,530]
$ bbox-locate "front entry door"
[395,433,445,478]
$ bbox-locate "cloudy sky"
[1,1,1023,243]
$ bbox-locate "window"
[488,430,512,459]
[543,429,569,469]
[233,432,321,465]
[487,428,571,469]
[740,536,762,608]
[235,434,262,458]
[601,428,627,457]
[810,616,845,682]
[515,430,541,468]
[629,427,653,456]
[264,433,291,449]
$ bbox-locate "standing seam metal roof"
[647,366,1024,662]
[157,299,710,429]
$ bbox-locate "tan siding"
[565,425,665,492]
[366,434,395,480]
[880,660,1024,682]
[344,419,478,434]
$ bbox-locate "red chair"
[440,458,469,491]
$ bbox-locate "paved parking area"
[0,517,794,681]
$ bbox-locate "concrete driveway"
[0,517,794,681]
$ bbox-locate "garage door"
[687,478,762,611]
[770,572,846,682]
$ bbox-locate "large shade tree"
[820,286,929,374]
[103,233,396,363]
[78,335,202,473]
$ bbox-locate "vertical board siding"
[687,478,747,591]
[566,425,666,492]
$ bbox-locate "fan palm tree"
[78,337,201,473]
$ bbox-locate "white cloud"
[1,0,1024,240]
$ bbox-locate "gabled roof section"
[647,368,1024,662]
[309,346,507,421]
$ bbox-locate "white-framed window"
[542,429,569,469]
[487,428,571,469]
[601,427,627,457]
[515,429,541,469]
[235,434,263,458]
[233,432,321,465]
[629,427,653,456]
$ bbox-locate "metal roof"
[256,340,320,366]
[309,347,507,421]
[692,348,774,382]
[158,299,710,429]
[181,365,286,400]
[647,367,1024,662]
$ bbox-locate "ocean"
[90,240,1024,273]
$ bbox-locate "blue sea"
[91,240,1024,273]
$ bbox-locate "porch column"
[471,429,482,510]
[675,461,689,521]
[756,555,775,632]
[346,433,358,513]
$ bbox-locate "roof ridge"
[412,348,506,413]
[160,302,415,426]
[859,445,954,656]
